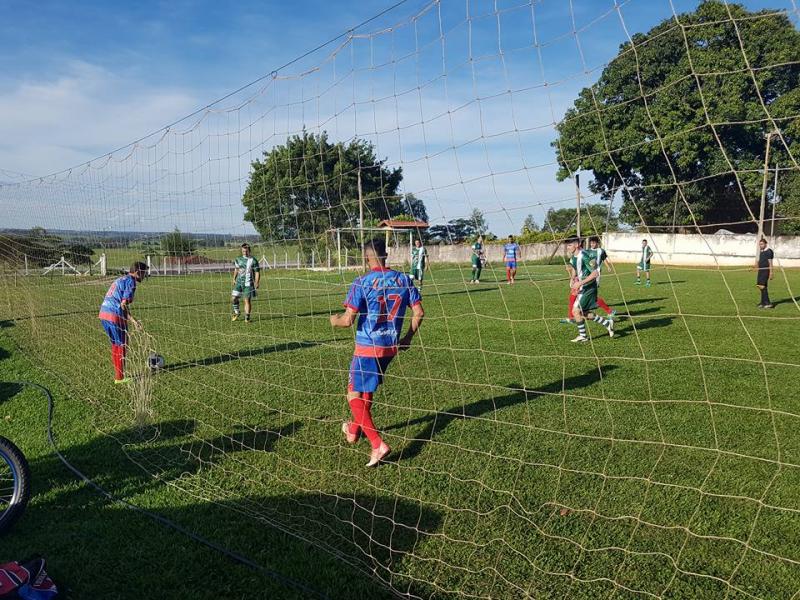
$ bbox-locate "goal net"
[1,0,799,597]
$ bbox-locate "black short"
[757,272,769,287]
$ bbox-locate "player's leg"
[561,290,577,324]
[590,310,615,337]
[103,321,127,382]
[231,287,241,321]
[475,263,482,283]
[345,357,391,466]
[645,266,651,287]
[243,289,253,322]
[571,296,588,342]
[635,266,641,285]
[511,266,517,284]
[597,296,614,316]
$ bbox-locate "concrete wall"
[385,233,800,268]
[387,241,562,266]
[602,232,800,267]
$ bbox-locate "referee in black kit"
[756,238,775,309]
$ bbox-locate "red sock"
[111,344,124,380]
[506,267,511,281]
[348,394,382,449]
[597,297,612,315]
[568,293,577,319]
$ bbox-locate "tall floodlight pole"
[358,169,365,270]
[575,173,582,239]
[757,131,776,258]
[771,163,779,237]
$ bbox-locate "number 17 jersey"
[343,267,422,358]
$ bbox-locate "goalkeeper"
[231,243,261,322]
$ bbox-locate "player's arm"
[231,267,238,286]
[399,303,424,349]
[768,257,774,280]
[603,256,615,273]
[255,269,261,289]
[330,307,358,328]
[571,270,599,290]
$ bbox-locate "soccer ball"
[148,353,165,371]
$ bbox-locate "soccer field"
[1,262,800,599]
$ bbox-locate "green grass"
[1,261,800,598]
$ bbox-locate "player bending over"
[635,239,653,287]
[567,238,614,342]
[503,235,521,284]
[330,238,424,467]
[410,238,428,290]
[98,261,148,383]
[231,243,260,322]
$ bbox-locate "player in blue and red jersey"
[98,261,148,383]
[330,239,425,467]
[503,235,521,284]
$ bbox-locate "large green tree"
[241,131,407,241]
[553,1,800,230]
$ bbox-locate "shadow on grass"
[429,286,500,297]
[655,280,686,285]
[389,366,618,463]
[9,416,440,599]
[626,317,675,333]
[0,381,23,402]
[773,296,800,308]
[0,319,15,329]
[161,340,326,373]
[616,297,666,306]
[622,306,664,318]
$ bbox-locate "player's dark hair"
[642,239,648,242]
[241,243,251,249]
[366,238,388,260]
[130,261,148,276]
[566,236,581,246]
[590,236,600,244]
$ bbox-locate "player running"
[330,238,424,467]
[635,239,653,287]
[98,261,148,383]
[562,237,614,324]
[567,237,614,342]
[503,235,521,284]
[470,236,484,284]
[410,239,428,289]
[231,243,260,322]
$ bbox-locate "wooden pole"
[770,163,779,237]
[757,132,775,257]
[575,173,581,239]
[337,229,342,274]
[358,170,365,270]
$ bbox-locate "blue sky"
[0,0,796,236]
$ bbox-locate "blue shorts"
[348,355,394,393]
[506,261,517,269]
[101,319,127,347]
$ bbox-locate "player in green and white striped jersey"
[231,243,260,322]
[567,237,614,342]
[410,239,428,289]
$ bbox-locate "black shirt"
[758,248,774,270]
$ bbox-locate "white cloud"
[0,60,199,176]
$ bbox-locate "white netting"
[1,0,800,597]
